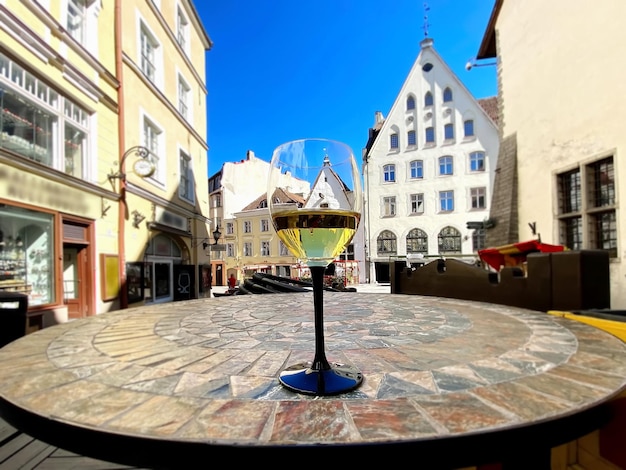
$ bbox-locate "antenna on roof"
[423,2,431,37]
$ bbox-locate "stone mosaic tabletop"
[1,292,626,467]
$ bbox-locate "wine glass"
[267,138,363,395]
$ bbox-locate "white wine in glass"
[267,138,363,395]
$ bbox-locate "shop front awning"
[478,239,566,271]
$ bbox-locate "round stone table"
[1,293,626,469]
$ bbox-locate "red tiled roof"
[241,188,305,211]
[478,96,499,126]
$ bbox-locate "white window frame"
[176,5,189,53]
[383,164,396,183]
[279,241,290,256]
[260,219,269,232]
[439,156,453,176]
[226,222,234,235]
[0,53,92,180]
[178,148,194,203]
[383,196,396,217]
[142,113,164,185]
[67,0,86,45]
[243,221,252,233]
[470,151,485,172]
[138,20,162,88]
[470,187,486,209]
[439,190,454,212]
[261,241,271,256]
[410,160,423,179]
[243,242,252,256]
[410,193,424,214]
[226,243,234,257]
[177,73,191,121]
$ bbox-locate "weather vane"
[423,2,430,37]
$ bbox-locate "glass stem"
[310,266,331,371]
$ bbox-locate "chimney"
[373,111,385,130]
[246,150,255,160]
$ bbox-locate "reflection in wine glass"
[268,138,363,395]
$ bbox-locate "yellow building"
[0,1,211,333]
[229,192,303,283]
[0,1,120,329]
[116,0,212,307]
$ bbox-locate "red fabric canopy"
[478,239,566,271]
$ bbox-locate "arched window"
[406,95,415,110]
[424,91,433,107]
[377,230,397,255]
[406,228,428,253]
[390,133,399,149]
[146,234,182,257]
[407,130,416,146]
[425,127,435,143]
[443,87,453,102]
[438,226,462,254]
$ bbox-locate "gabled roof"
[364,38,498,158]
[241,188,305,212]
[303,158,350,209]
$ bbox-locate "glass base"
[278,362,363,396]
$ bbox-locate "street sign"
[466,221,484,230]
[210,244,226,251]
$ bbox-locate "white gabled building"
[362,37,499,283]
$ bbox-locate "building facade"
[477,0,625,309]
[362,37,499,283]
[209,150,364,285]
[0,1,120,330]
[0,1,211,333]
[116,0,212,307]
[207,151,275,286]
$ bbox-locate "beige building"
[0,1,211,333]
[477,0,625,308]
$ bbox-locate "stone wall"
[486,133,518,247]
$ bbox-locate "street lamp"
[212,225,222,245]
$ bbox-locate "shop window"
[0,204,55,306]
[406,228,428,253]
[377,230,397,255]
[0,53,89,178]
[438,226,462,254]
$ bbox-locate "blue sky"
[197,1,497,177]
